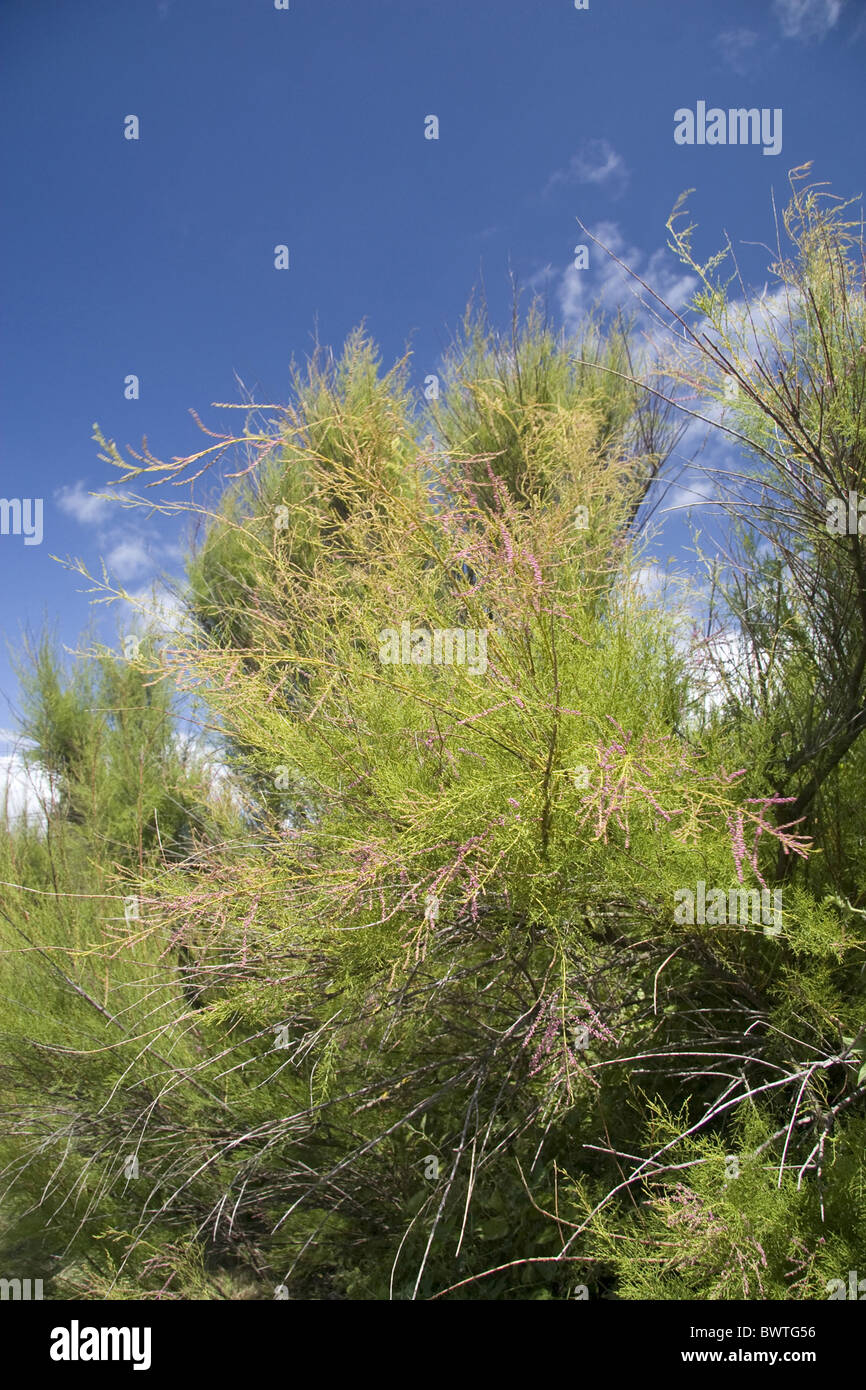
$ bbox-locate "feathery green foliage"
[2,173,865,1300]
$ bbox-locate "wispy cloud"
[773,0,845,40]
[558,221,698,335]
[123,581,189,639]
[105,538,152,581]
[716,28,760,75]
[0,733,52,826]
[55,481,182,590]
[632,562,668,603]
[526,263,560,294]
[658,473,718,518]
[545,140,629,198]
[55,481,113,525]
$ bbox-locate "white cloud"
[0,735,53,826]
[626,564,744,720]
[526,263,559,293]
[55,483,187,592]
[773,0,844,39]
[558,221,698,336]
[643,247,702,316]
[716,28,760,74]
[688,626,746,718]
[546,140,629,197]
[123,581,190,640]
[55,481,114,525]
[106,538,152,581]
[658,473,718,517]
[632,562,668,602]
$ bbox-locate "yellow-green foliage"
[2,180,866,1299]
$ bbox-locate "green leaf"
[479,1216,511,1241]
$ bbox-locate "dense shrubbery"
[2,172,865,1299]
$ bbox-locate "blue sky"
[1,0,864,786]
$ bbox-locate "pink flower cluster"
[522,988,618,1082]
